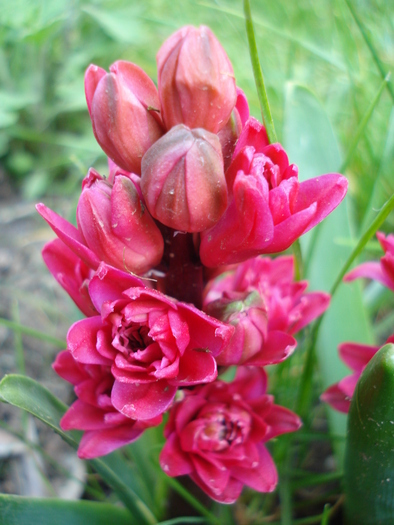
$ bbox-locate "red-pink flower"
[85,60,164,174]
[199,117,348,267]
[67,263,234,421]
[320,340,394,413]
[53,350,160,458]
[159,367,301,503]
[203,255,329,366]
[141,124,227,232]
[37,168,164,276]
[157,25,237,133]
[42,238,97,317]
[344,231,394,291]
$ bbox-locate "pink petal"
[170,350,217,386]
[344,262,393,289]
[192,454,230,496]
[264,405,302,440]
[320,384,351,413]
[338,342,379,372]
[111,379,177,420]
[77,424,144,459]
[246,331,296,366]
[230,443,277,493]
[68,317,112,366]
[190,472,243,504]
[159,433,193,476]
[52,351,88,385]
[36,203,100,270]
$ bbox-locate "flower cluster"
[38,25,347,502]
[322,232,394,413]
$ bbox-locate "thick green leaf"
[0,494,133,525]
[344,343,394,525]
[283,83,374,459]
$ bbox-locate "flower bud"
[85,61,164,174]
[141,124,227,232]
[157,25,237,133]
[77,168,164,274]
[205,291,268,365]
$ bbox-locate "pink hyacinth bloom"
[344,231,394,291]
[141,124,227,233]
[159,367,301,503]
[67,263,234,421]
[85,61,164,174]
[37,168,164,276]
[203,255,329,366]
[42,238,97,317]
[157,25,237,133]
[199,117,348,267]
[53,350,161,458]
[320,340,394,413]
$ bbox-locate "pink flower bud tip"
[85,60,164,174]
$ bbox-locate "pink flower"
[203,255,330,366]
[157,25,237,133]
[42,238,97,317]
[199,117,348,267]
[159,367,301,503]
[141,124,227,232]
[85,61,164,174]
[320,341,385,413]
[67,263,234,421]
[344,231,394,291]
[37,168,164,275]
[53,351,161,458]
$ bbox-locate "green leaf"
[0,494,133,525]
[82,6,144,44]
[283,83,374,460]
[344,343,394,524]
[0,375,157,524]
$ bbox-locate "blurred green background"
[1,0,393,231]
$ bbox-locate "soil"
[0,171,84,498]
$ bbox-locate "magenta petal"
[338,374,359,398]
[77,424,143,459]
[88,262,145,312]
[246,331,296,366]
[111,379,177,420]
[68,317,112,365]
[288,292,330,334]
[293,173,348,232]
[170,350,217,386]
[338,342,379,372]
[231,443,277,493]
[264,405,302,440]
[321,384,351,413]
[52,351,88,385]
[344,262,394,290]
[36,203,100,270]
[61,400,108,431]
[192,454,230,496]
[190,472,243,504]
[262,203,317,254]
[160,433,194,476]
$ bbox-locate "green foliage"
[344,343,394,524]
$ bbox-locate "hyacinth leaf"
[0,494,133,525]
[0,375,157,525]
[344,343,394,524]
[283,83,374,459]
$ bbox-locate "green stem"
[292,239,304,280]
[243,0,277,143]
[296,191,394,418]
[344,0,394,105]
[340,74,390,173]
[0,317,66,348]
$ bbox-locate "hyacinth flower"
[203,255,330,365]
[141,124,228,232]
[159,367,301,503]
[322,231,394,412]
[53,350,161,458]
[199,117,348,267]
[157,25,237,133]
[67,263,234,422]
[85,60,164,174]
[37,168,164,276]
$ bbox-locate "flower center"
[199,406,251,452]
